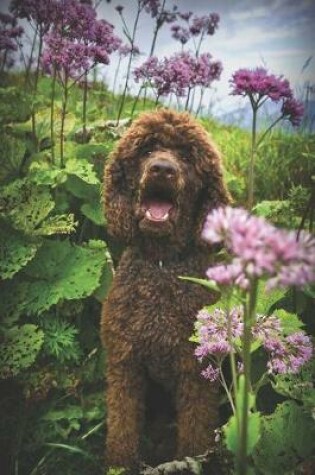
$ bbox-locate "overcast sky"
[101,0,315,114]
[1,0,314,115]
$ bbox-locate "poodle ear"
[104,156,136,243]
[194,149,231,247]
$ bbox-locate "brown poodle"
[101,108,230,472]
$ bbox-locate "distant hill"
[217,100,315,133]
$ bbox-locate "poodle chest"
[111,248,214,353]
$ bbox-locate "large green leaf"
[32,214,77,236]
[253,401,315,474]
[0,280,28,325]
[272,359,315,408]
[0,222,41,279]
[0,178,54,233]
[21,239,107,315]
[81,202,105,226]
[65,159,100,184]
[0,324,44,378]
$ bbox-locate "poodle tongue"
[146,200,172,221]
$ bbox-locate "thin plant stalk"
[60,74,69,167]
[142,0,166,108]
[50,64,57,164]
[112,55,122,96]
[116,4,142,124]
[131,83,144,117]
[237,279,258,475]
[31,31,44,147]
[248,102,258,210]
[82,71,88,137]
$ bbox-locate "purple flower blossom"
[230,68,292,101]
[115,5,124,14]
[266,331,313,375]
[41,0,121,81]
[118,44,140,57]
[179,11,193,22]
[195,307,244,364]
[10,0,56,34]
[189,13,220,36]
[133,51,222,97]
[171,24,190,45]
[202,206,315,290]
[230,68,304,126]
[201,364,220,381]
[195,307,313,379]
[0,11,24,68]
[281,97,304,126]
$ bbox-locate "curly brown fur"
[101,109,230,472]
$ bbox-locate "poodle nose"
[149,160,177,179]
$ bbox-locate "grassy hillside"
[0,74,314,475]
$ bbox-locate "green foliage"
[0,87,32,124]
[42,318,82,363]
[253,401,315,474]
[0,324,44,378]
[19,239,107,315]
[272,359,315,409]
[0,221,41,279]
[224,375,261,457]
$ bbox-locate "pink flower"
[229,68,304,126]
[202,206,315,290]
[201,364,220,381]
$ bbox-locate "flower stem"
[50,65,57,164]
[237,279,258,475]
[60,75,69,168]
[248,102,258,210]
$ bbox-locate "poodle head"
[104,109,230,248]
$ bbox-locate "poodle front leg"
[175,356,219,459]
[105,361,145,472]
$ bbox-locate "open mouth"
[141,186,176,223]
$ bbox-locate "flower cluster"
[134,51,222,97]
[10,0,56,33]
[118,44,140,57]
[41,0,121,80]
[230,67,304,126]
[190,13,220,36]
[195,307,313,380]
[0,12,23,68]
[202,206,315,290]
[171,24,190,45]
[171,12,219,47]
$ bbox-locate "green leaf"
[44,443,92,459]
[42,318,81,363]
[0,222,41,279]
[0,324,44,378]
[65,175,100,201]
[21,239,107,315]
[81,202,105,226]
[224,375,260,456]
[273,309,304,335]
[224,412,261,456]
[178,276,220,292]
[32,214,77,235]
[253,401,315,474]
[0,178,55,234]
[272,359,315,408]
[0,280,28,325]
[93,262,113,302]
[255,284,286,316]
[29,165,67,187]
[65,158,100,184]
